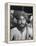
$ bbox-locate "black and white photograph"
[10,5,33,41]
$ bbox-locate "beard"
[19,24,25,27]
[17,23,26,32]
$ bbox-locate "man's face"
[18,16,26,27]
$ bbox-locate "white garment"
[10,27,26,40]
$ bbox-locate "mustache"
[19,23,25,25]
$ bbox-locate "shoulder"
[10,27,18,33]
[11,27,18,30]
[10,27,20,35]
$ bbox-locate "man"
[10,11,27,40]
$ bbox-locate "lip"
[20,23,24,25]
[20,24,25,26]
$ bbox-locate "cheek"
[18,20,21,24]
[22,20,26,24]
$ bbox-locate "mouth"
[20,24,25,27]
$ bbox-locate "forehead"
[20,16,25,19]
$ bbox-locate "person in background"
[26,14,33,40]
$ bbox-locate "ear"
[13,18,17,24]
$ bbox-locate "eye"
[22,17,25,20]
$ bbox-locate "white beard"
[10,27,27,40]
